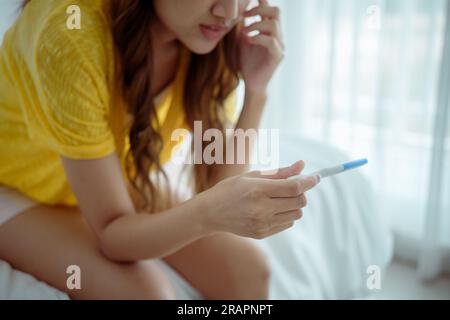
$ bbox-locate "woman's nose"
[212,0,239,21]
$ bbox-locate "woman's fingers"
[243,4,284,50]
[259,209,305,240]
[253,175,318,198]
[246,160,305,179]
[245,4,281,21]
[243,19,282,40]
[272,209,303,224]
[240,1,285,67]
[245,34,284,60]
[267,193,307,214]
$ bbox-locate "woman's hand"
[240,0,284,95]
[200,161,320,239]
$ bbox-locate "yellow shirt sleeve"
[29,5,115,160]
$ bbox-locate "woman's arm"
[62,152,317,263]
[208,1,285,187]
[62,154,213,262]
[208,90,267,187]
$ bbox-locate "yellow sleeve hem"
[56,139,116,160]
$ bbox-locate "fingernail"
[293,160,302,167]
[315,175,321,184]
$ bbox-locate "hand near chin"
[239,0,284,95]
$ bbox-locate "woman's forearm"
[99,90,266,262]
[208,90,267,187]
[99,191,213,262]
[97,90,267,262]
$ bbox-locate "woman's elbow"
[97,218,138,263]
[98,234,135,263]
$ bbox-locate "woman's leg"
[164,233,271,300]
[0,205,175,300]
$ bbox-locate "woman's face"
[153,0,252,54]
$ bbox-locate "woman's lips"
[199,24,227,41]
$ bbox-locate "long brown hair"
[22,0,240,212]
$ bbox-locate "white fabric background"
[261,0,450,280]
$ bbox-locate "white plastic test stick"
[309,158,368,179]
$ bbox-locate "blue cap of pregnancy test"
[342,158,368,171]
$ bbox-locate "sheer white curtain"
[263,0,450,280]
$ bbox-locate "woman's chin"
[183,39,219,55]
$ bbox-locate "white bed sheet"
[0,136,393,299]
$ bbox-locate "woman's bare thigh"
[0,205,174,299]
[163,233,271,299]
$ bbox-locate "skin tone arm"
[61,154,212,262]
[62,154,318,263]
[208,92,267,188]
[208,0,285,186]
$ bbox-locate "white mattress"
[0,136,393,299]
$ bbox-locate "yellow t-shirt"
[0,0,237,206]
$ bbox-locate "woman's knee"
[0,206,176,300]
[240,249,271,298]
[87,260,176,300]
[221,246,271,300]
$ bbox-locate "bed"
[0,134,393,299]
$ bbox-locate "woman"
[0,0,320,299]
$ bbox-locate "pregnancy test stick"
[308,158,368,179]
